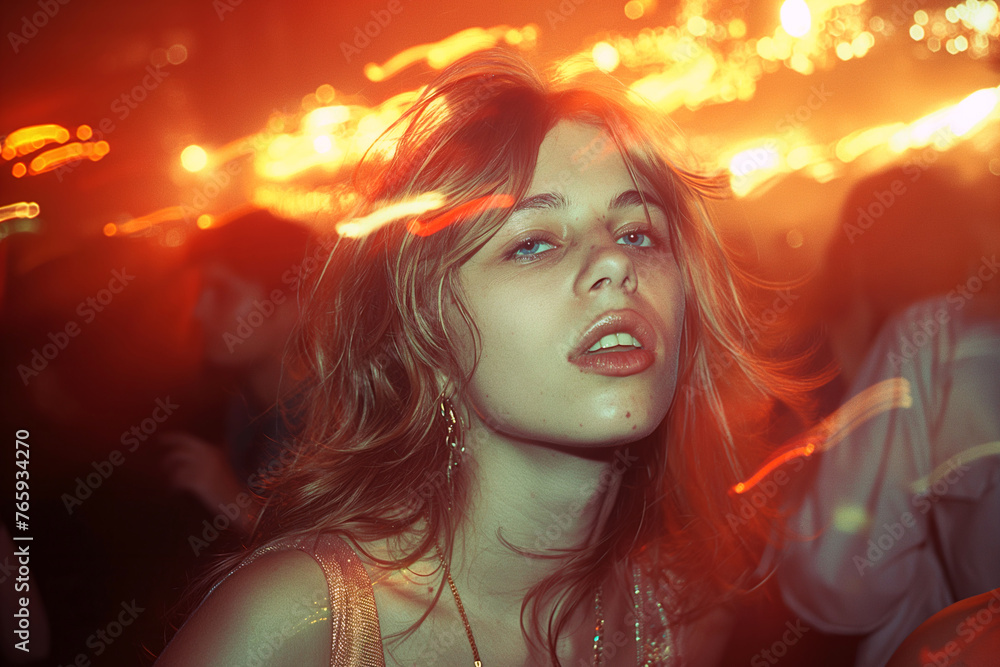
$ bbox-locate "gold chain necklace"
[435,544,606,666]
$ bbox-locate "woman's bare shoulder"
[156,548,331,666]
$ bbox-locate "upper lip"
[569,309,656,360]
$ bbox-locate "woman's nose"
[575,239,638,296]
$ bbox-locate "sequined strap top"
[224,534,677,666]
[220,533,386,667]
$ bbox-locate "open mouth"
[586,332,644,354]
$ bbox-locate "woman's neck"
[446,422,640,614]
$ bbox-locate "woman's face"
[450,120,685,448]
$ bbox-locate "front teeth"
[587,332,643,352]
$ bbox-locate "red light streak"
[406,194,514,237]
[733,378,913,494]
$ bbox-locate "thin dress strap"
[308,533,386,666]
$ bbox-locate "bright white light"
[335,193,445,238]
[592,42,620,72]
[181,145,208,172]
[313,135,333,154]
[780,0,812,38]
[949,88,999,137]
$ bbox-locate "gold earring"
[440,398,464,489]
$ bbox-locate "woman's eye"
[512,238,555,257]
[618,231,653,248]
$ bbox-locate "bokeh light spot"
[833,505,868,534]
[624,0,644,20]
[686,15,707,37]
[316,84,336,104]
[166,44,188,65]
[181,144,208,172]
[592,42,620,72]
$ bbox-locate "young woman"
[157,48,804,666]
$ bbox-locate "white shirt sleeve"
[778,298,1000,667]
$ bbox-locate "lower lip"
[571,349,654,376]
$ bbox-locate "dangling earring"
[440,397,465,490]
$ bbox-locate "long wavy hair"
[206,48,817,662]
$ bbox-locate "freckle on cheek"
[632,425,637,430]
[625,411,630,418]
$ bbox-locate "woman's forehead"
[526,120,631,196]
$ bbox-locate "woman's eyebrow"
[511,189,666,214]
[608,189,667,214]
[511,191,568,213]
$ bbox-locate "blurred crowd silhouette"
[1,211,314,664]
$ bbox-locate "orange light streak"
[733,378,913,494]
[733,443,817,494]
[28,141,110,175]
[363,25,535,82]
[2,124,71,159]
[0,201,40,224]
[109,206,188,236]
